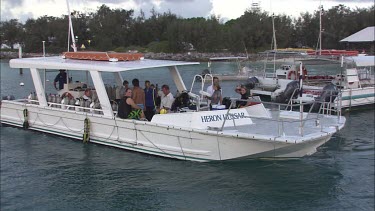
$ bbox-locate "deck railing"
[11,99,105,115]
[218,97,342,137]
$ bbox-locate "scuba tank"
[75,98,81,111]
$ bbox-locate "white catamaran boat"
[200,57,251,81]
[1,53,346,162]
[290,55,375,109]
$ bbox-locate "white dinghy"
[1,54,346,162]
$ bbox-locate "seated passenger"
[157,84,174,113]
[207,84,222,107]
[82,89,92,102]
[117,88,145,120]
[235,85,250,108]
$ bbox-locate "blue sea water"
[1,59,374,210]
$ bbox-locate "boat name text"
[200,112,246,123]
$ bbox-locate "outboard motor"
[275,81,300,103]
[320,83,339,102]
[312,83,339,111]
[244,77,259,90]
[200,69,210,78]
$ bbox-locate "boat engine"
[275,81,300,103]
[312,83,339,110]
[244,77,259,90]
[317,83,338,103]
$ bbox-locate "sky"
[1,0,374,23]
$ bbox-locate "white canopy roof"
[346,55,375,67]
[9,56,199,72]
[340,26,375,42]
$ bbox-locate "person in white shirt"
[158,84,174,113]
[206,76,220,96]
[206,76,220,105]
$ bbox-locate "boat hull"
[1,100,336,162]
[337,87,375,108]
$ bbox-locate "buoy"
[20,82,24,86]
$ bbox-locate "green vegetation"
[0,4,373,53]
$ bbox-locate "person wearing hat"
[54,69,67,90]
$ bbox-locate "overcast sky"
[1,0,374,23]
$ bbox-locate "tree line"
[1,4,374,54]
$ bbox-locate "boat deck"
[222,110,342,142]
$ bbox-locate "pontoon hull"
[337,87,375,108]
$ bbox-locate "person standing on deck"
[157,84,174,113]
[144,80,156,121]
[116,80,128,104]
[131,78,145,110]
[53,69,67,90]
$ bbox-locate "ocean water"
[1,59,374,210]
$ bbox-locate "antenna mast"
[319,3,323,55]
[66,0,77,52]
[272,14,277,51]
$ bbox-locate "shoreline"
[0,51,264,62]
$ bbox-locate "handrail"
[215,97,342,137]
[22,99,105,114]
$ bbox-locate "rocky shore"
[1,51,262,62]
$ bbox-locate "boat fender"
[83,117,90,143]
[23,108,29,129]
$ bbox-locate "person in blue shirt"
[144,80,157,121]
[54,69,67,90]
